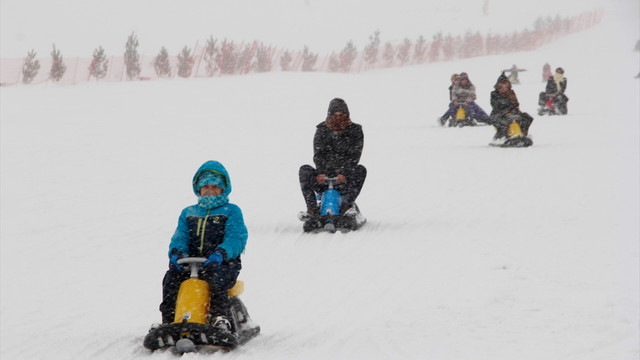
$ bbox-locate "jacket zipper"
[196,209,211,255]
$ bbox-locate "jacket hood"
[192,160,232,197]
[494,72,511,90]
[327,98,350,117]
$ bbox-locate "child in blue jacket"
[159,160,247,332]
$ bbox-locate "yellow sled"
[491,121,533,148]
[174,279,244,324]
[174,278,210,324]
[448,106,477,127]
[507,121,524,138]
[144,258,259,353]
[455,106,466,120]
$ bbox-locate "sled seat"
[507,121,524,138]
[228,280,244,297]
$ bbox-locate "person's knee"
[299,164,315,176]
[299,165,317,184]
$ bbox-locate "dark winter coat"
[313,121,364,177]
[545,76,567,95]
[168,160,247,262]
[490,90,521,120]
[490,86,533,136]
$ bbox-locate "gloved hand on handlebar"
[202,250,225,269]
[169,252,183,271]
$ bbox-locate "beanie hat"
[196,172,226,192]
[494,72,511,89]
[327,98,350,117]
[457,72,472,86]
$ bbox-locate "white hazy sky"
[1,0,609,58]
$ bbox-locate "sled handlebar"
[322,176,339,189]
[177,257,208,278]
[176,257,207,265]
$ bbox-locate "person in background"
[539,67,569,115]
[542,63,552,82]
[438,73,459,126]
[503,64,527,84]
[441,72,491,124]
[299,98,367,218]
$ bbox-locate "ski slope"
[1,1,638,359]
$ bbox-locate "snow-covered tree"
[413,35,427,64]
[485,33,500,55]
[280,50,292,71]
[21,50,40,84]
[442,34,455,60]
[428,33,442,62]
[89,46,109,81]
[338,40,357,72]
[382,42,395,67]
[327,53,340,72]
[177,46,194,78]
[254,42,273,73]
[301,46,318,72]
[236,42,256,74]
[154,47,172,78]
[124,32,141,80]
[49,45,66,82]
[217,39,237,75]
[203,36,218,77]
[461,31,483,58]
[364,30,381,67]
[396,38,412,66]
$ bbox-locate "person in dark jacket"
[159,160,247,333]
[490,72,533,142]
[539,67,568,114]
[299,98,366,216]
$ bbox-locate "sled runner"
[447,106,479,127]
[538,92,567,116]
[143,258,260,353]
[490,122,533,148]
[298,177,366,233]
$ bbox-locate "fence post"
[72,57,79,85]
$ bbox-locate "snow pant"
[299,164,367,211]
[442,101,491,124]
[538,92,548,106]
[492,112,533,138]
[440,101,453,119]
[159,259,241,324]
[539,92,569,114]
[556,94,569,114]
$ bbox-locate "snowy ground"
[1,1,639,359]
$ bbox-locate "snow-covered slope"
[1,1,638,359]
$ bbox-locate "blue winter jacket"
[168,161,248,262]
